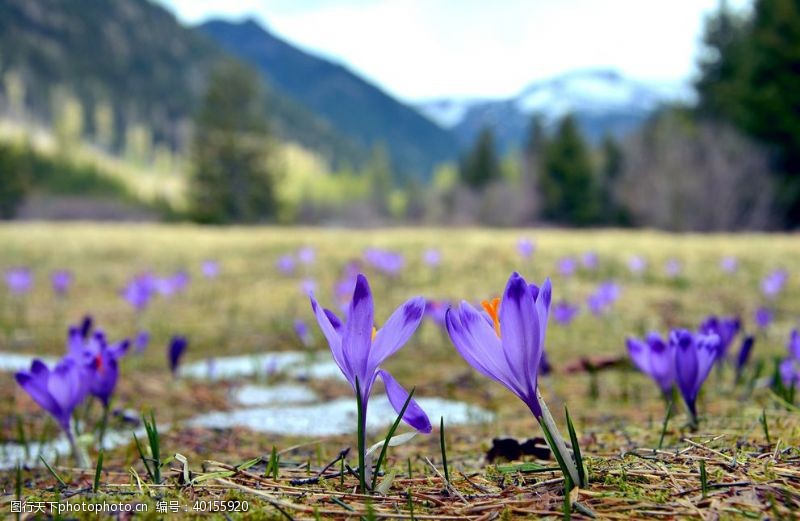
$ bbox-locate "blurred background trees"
[1,0,799,229]
[189,60,279,224]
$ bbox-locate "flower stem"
[355,378,367,493]
[536,390,581,487]
[67,428,90,469]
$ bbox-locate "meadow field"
[1,223,799,519]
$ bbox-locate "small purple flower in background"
[168,336,188,375]
[424,299,449,329]
[517,238,535,259]
[627,255,647,275]
[301,278,317,296]
[122,273,156,312]
[51,270,72,296]
[557,257,577,277]
[779,330,800,387]
[664,258,682,278]
[297,246,316,266]
[755,307,773,329]
[135,331,150,353]
[201,260,220,279]
[423,248,441,268]
[277,255,296,275]
[720,256,738,274]
[445,272,583,486]
[364,248,405,276]
[581,252,599,271]
[735,336,755,379]
[672,329,720,427]
[6,267,32,295]
[587,281,620,316]
[761,269,788,299]
[699,315,741,360]
[626,332,674,397]
[294,319,312,347]
[539,351,553,375]
[157,271,190,297]
[334,262,361,313]
[552,301,579,325]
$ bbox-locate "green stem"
[536,390,581,486]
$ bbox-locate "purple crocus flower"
[671,329,720,426]
[735,336,755,378]
[699,315,740,360]
[517,238,535,259]
[294,319,312,347]
[157,271,190,297]
[626,332,674,396]
[445,272,582,486]
[423,249,441,268]
[122,273,156,312]
[755,307,773,329]
[297,246,316,266]
[6,267,32,295]
[51,270,72,296]
[310,274,431,436]
[587,281,620,316]
[66,319,130,407]
[627,255,647,275]
[277,255,296,275]
[720,256,738,274]
[664,258,682,278]
[761,269,788,299]
[301,278,317,296]
[364,248,405,276]
[581,252,599,271]
[202,260,220,279]
[135,330,150,353]
[552,301,579,325]
[778,330,800,386]
[168,336,188,375]
[15,357,89,435]
[557,257,577,277]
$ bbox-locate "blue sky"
[157,0,751,101]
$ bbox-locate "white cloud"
[159,0,752,101]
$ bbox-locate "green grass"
[1,223,799,519]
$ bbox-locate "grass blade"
[132,433,155,483]
[564,406,586,488]
[40,456,66,488]
[439,416,450,485]
[93,450,104,493]
[540,418,573,491]
[370,387,416,491]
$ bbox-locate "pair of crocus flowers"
[627,329,723,427]
[310,271,582,488]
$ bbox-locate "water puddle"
[189,396,493,436]
[0,352,57,372]
[0,426,155,470]
[232,384,318,406]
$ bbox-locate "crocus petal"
[533,278,552,350]
[342,274,374,381]
[378,369,432,433]
[789,330,800,360]
[673,330,699,403]
[310,295,350,379]
[499,273,540,396]
[368,296,425,372]
[694,334,719,389]
[15,361,62,421]
[646,333,674,393]
[626,337,652,374]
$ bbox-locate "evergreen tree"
[459,128,501,189]
[0,144,29,219]
[366,143,392,216]
[189,60,278,223]
[599,134,625,224]
[540,115,599,225]
[696,0,800,225]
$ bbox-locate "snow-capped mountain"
[416,69,692,151]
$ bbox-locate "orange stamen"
[481,297,501,337]
[371,326,378,341]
